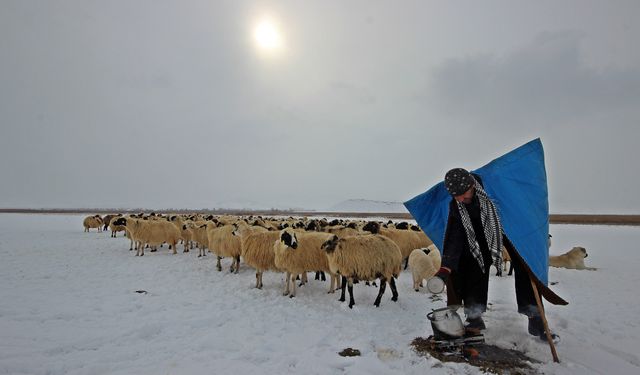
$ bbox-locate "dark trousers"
[446,246,491,318]
[447,243,541,318]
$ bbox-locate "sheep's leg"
[229,257,236,273]
[404,257,409,270]
[508,262,514,276]
[234,255,240,274]
[347,279,355,309]
[259,272,264,289]
[283,272,291,296]
[389,277,399,302]
[255,271,262,289]
[413,271,420,292]
[328,273,336,293]
[374,277,387,307]
[298,272,307,287]
[339,276,347,302]
[216,256,222,272]
[290,273,297,298]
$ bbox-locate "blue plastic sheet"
[404,139,550,285]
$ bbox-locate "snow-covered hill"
[327,199,408,213]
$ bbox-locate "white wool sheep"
[274,228,338,298]
[190,223,210,258]
[207,223,243,273]
[167,215,196,254]
[180,223,196,255]
[321,233,402,308]
[112,217,142,252]
[102,214,120,231]
[408,244,442,292]
[83,215,103,232]
[324,225,362,237]
[363,221,433,270]
[112,217,181,256]
[108,218,127,238]
[237,231,282,289]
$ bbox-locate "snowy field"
[1,214,639,375]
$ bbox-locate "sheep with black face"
[321,233,402,309]
[274,228,338,298]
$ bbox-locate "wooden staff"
[530,278,560,363]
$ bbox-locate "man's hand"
[434,267,451,282]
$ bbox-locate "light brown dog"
[549,246,596,270]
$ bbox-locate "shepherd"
[404,139,567,360]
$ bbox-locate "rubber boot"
[465,316,486,331]
[528,316,560,342]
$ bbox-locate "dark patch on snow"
[338,348,361,357]
[411,337,540,374]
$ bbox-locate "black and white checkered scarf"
[456,179,503,273]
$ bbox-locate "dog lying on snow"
[549,246,596,270]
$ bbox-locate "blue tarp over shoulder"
[404,138,550,285]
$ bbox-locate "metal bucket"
[427,305,465,339]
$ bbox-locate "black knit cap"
[444,168,475,196]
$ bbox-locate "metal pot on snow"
[427,305,465,339]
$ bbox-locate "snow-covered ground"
[1,214,639,375]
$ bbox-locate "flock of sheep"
[82,213,442,308]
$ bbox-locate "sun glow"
[253,18,283,52]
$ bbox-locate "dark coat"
[442,175,567,306]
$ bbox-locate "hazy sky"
[1,0,638,213]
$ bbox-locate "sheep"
[408,245,442,292]
[274,228,339,298]
[102,214,120,231]
[362,221,433,270]
[207,223,243,273]
[108,218,127,238]
[236,231,282,289]
[321,233,402,308]
[191,223,211,258]
[112,217,181,256]
[83,215,103,232]
[112,217,141,252]
[324,225,361,238]
[167,215,195,253]
[180,224,196,255]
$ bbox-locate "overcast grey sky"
[1,0,638,213]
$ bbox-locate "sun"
[253,18,283,52]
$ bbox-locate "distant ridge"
[327,199,408,213]
[1,209,639,225]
